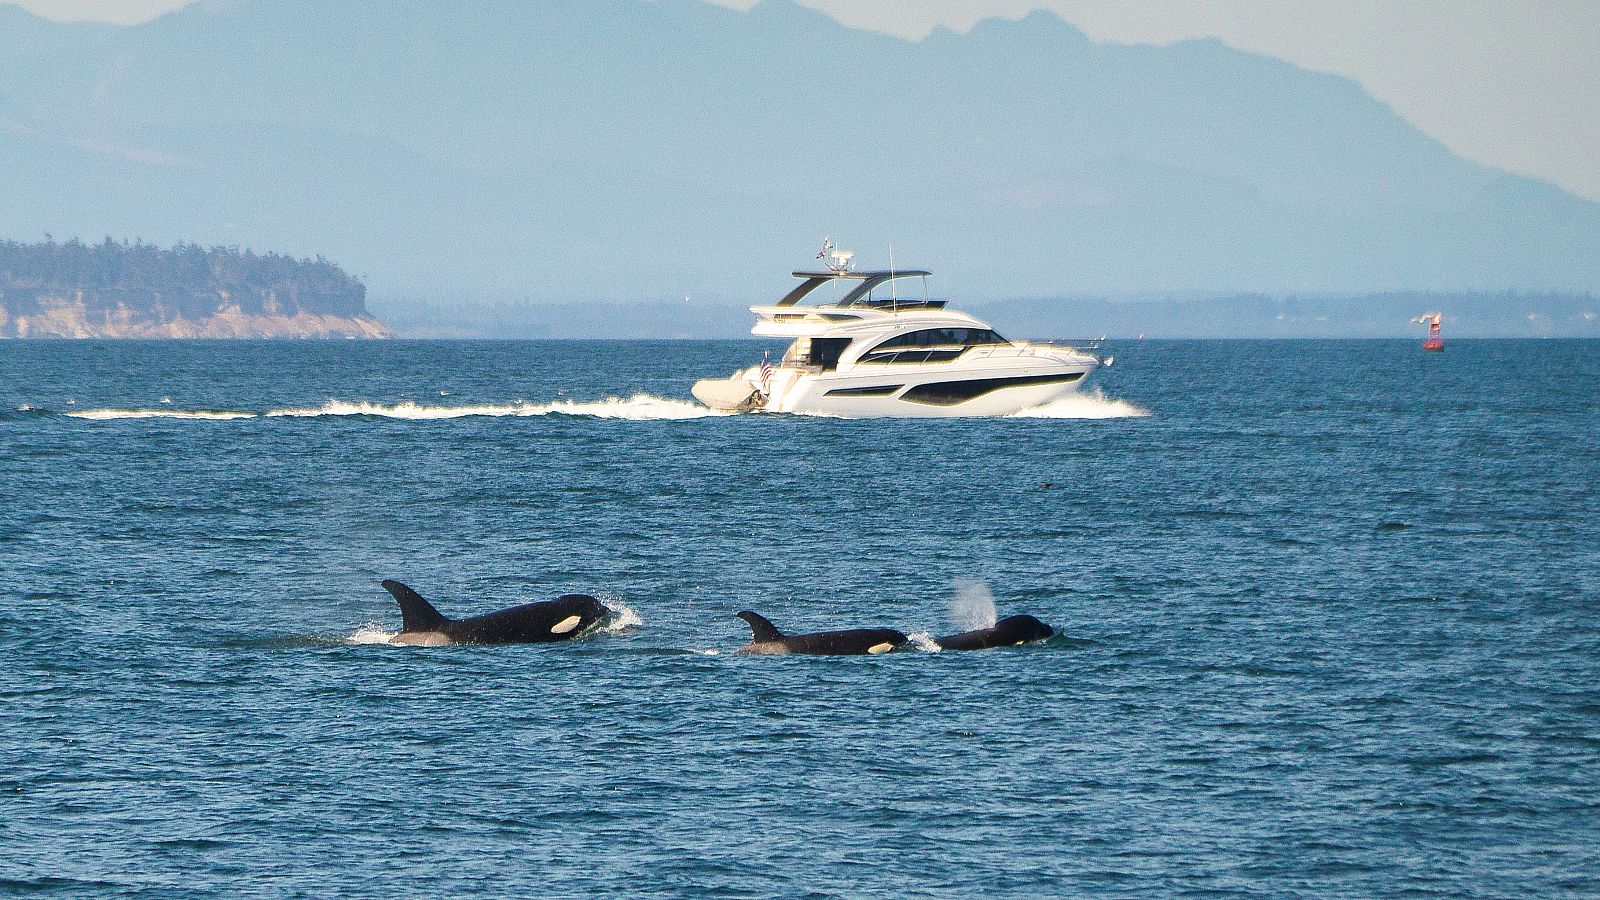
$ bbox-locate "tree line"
[0,237,363,299]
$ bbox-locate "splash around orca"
[934,614,1054,651]
[736,610,909,656]
[381,580,610,646]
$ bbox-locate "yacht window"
[859,348,967,364]
[902,372,1084,405]
[859,328,1007,364]
[869,328,1008,350]
[825,384,902,397]
[782,337,852,370]
[810,337,852,371]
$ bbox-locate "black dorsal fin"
[382,580,449,632]
[737,610,783,642]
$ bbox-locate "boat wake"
[267,394,729,420]
[64,408,257,421]
[1009,388,1149,419]
[35,394,729,422]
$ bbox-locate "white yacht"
[692,250,1102,418]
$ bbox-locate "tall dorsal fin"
[382,580,449,632]
[737,610,783,642]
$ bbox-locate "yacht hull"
[717,357,1095,417]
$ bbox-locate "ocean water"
[1,338,1597,897]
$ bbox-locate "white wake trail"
[1009,387,1149,419]
[65,408,258,420]
[266,394,729,420]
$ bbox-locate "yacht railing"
[776,339,1103,370]
[1021,338,1103,351]
[962,340,1101,360]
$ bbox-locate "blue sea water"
[1,338,1597,898]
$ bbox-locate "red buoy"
[1413,312,1444,351]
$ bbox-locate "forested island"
[0,238,389,338]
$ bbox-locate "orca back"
[782,627,909,656]
[447,594,609,644]
[738,611,907,655]
[936,614,1052,651]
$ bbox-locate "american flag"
[760,350,773,392]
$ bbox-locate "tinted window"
[870,328,1007,351]
[810,337,852,371]
[902,372,1083,405]
[858,348,967,365]
[824,384,902,397]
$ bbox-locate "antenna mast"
[888,243,897,307]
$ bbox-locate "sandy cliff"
[1,240,393,339]
[1,290,390,338]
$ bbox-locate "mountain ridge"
[1,0,1597,310]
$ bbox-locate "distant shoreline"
[368,291,1600,340]
[1,239,390,339]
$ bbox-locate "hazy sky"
[14,0,1600,201]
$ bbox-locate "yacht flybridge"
[692,249,1102,417]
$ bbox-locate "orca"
[381,580,610,646]
[934,614,1053,651]
[736,610,908,656]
